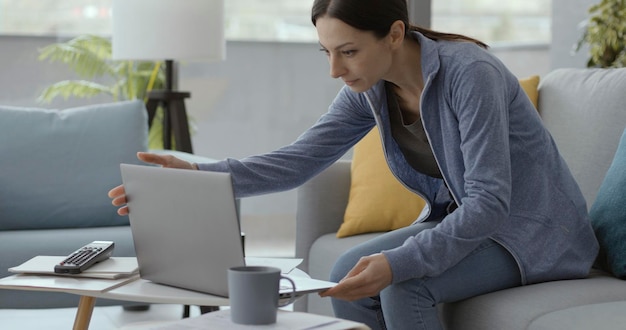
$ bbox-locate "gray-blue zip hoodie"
[198,32,599,285]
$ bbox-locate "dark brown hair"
[311,0,488,49]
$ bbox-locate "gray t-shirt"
[386,82,442,179]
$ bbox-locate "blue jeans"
[330,222,522,330]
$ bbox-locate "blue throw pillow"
[0,100,148,230]
[590,128,626,278]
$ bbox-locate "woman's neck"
[385,37,424,97]
[385,37,424,122]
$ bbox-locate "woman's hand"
[319,253,393,301]
[108,184,130,216]
[107,152,199,215]
[135,151,199,170]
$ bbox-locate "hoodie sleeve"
[198,86,377,198]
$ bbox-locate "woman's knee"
[380,279,436,308]
[330,248,363,282]
[330,223,440,282]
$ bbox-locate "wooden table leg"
[73,296,97,330]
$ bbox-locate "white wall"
[551,0,596,69]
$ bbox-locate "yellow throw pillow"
[519,75,540,110]
[337,128,426,238]
[338,76,540,238]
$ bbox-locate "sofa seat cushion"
[0,100,148,230]
[527,301,626,330]
[441,270,626,330]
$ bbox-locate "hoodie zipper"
[363,89,432,221]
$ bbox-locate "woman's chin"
[345,80,371,93]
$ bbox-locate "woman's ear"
[388,20,405,48]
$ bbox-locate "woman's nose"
[329,56,345,79]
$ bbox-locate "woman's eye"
[342,50,356,57]
[319,48,330,56]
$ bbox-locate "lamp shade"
[112,0,225,61]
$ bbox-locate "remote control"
[54,241,115,274]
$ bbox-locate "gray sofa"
[0,100,212,309]
[294,68,626,329]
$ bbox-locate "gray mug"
[227,266,297,325]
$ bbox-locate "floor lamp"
[112,0,226,154]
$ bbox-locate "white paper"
[151,309,370,330]
[8,256,139,279]
[0,274,139,293]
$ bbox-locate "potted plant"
[575,0,626,68]
[37,34,168,148]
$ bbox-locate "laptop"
[120,163,336,298]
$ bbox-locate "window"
[432,0,552,45]
[1,0,550,45]
[225,0,316,42]
[0,0,112,36]
[0,0,317,42]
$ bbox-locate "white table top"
[0,268,309,307]
[92,277,231,305]
[97,268,309,305]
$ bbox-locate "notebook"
[120,163,336,297]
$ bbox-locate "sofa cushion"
[338,127,426,238]
[0,100,148,230]
[441,270,626,330]
[526,301,626,330]
[589,128,626,278]
[519,75,540,109]
[540,68,626,207]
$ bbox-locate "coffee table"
[0,269,308,330]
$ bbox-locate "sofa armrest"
[295,160,351,273]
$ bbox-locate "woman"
[110,0,598,329]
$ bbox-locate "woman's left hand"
[319,253,392,301]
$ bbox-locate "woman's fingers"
[108,185,128,214]
[319,254,392,301]
[108,184,125,199]
[111,195,127,207]
[137,152,169,166]
[117,206,129,216]
[110,152,194,217]
[137,152,194,170]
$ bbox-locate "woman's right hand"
[108,184,129,216]
[108,151,199,216]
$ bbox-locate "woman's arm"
[198,86,377,198]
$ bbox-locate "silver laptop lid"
[120,163,244,297]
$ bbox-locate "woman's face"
[316,16,394,93]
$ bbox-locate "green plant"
[38,34,164,102]
[38,34,170,148]
[576,0,626,68]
